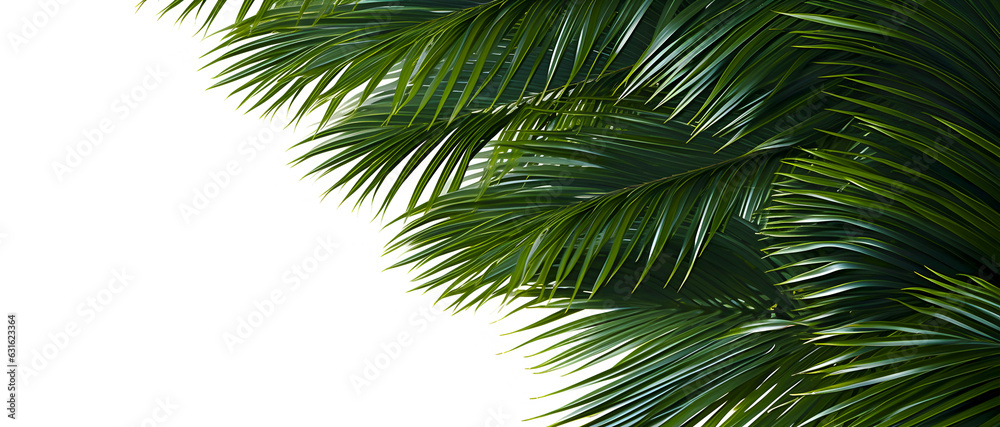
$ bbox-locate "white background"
[1,2,585,425]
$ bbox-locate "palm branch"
[143,0,1000,425]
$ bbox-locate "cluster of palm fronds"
[145,0,1000,425]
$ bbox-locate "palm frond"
[144,0,1000,424]
[800,272,1000,426]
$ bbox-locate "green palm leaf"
[142,0,1000,424]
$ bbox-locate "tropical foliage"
[144,0,1000,425]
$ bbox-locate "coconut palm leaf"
[143,0,1000,425]
[800,272,1000,426]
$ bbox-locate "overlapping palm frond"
[145,0,1000,425]
[799,272,1000,426]
[506,220,827,427]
